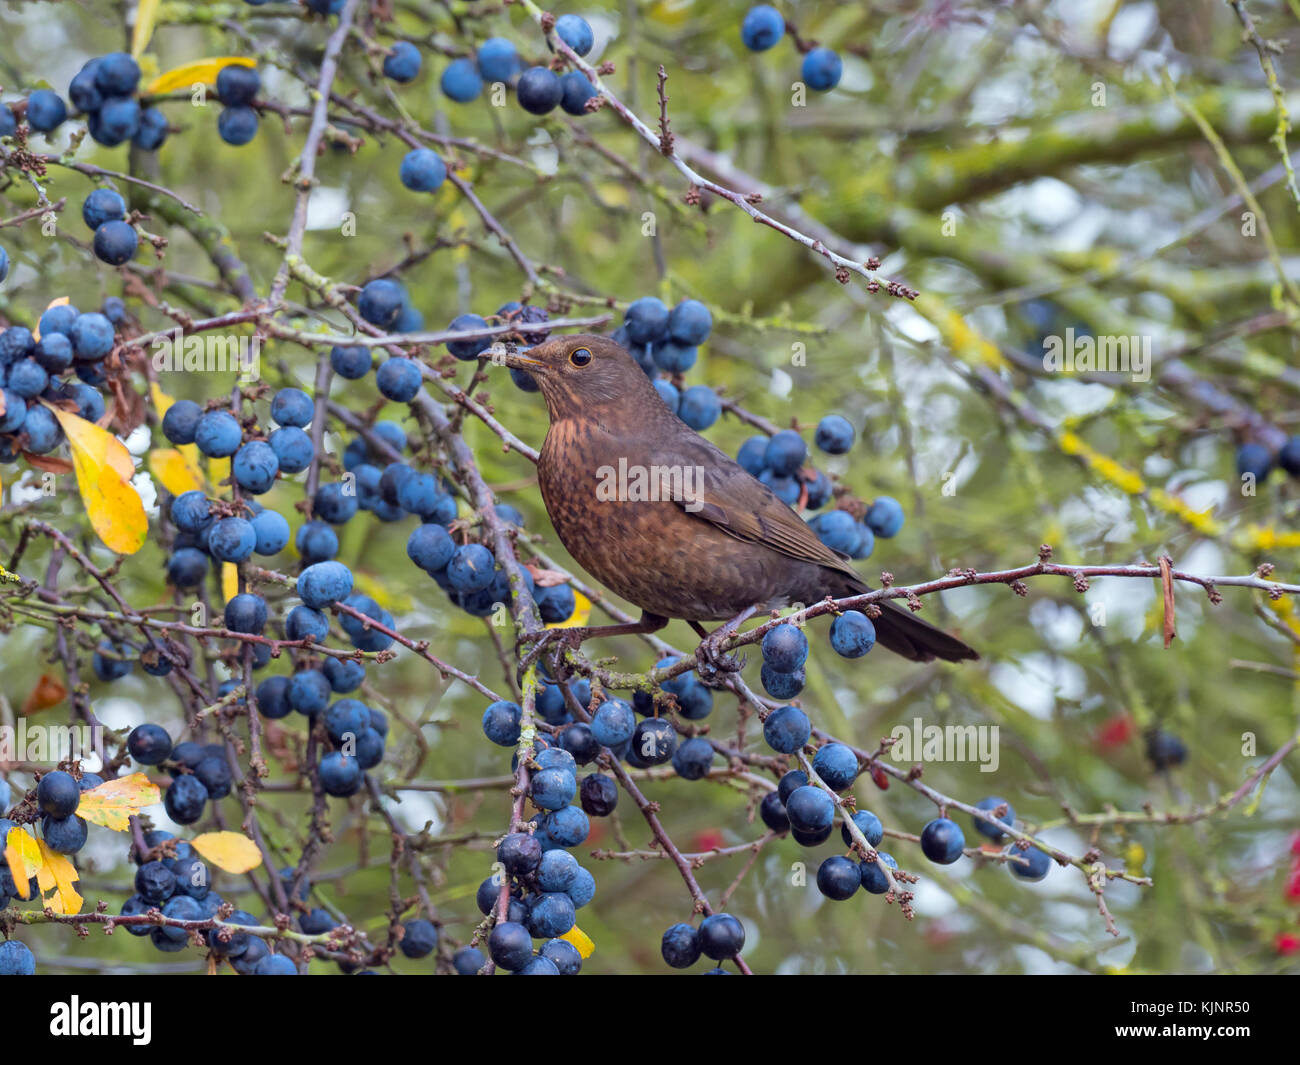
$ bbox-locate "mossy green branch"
[852,91,1300,216]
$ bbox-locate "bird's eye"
[569,347,593,367]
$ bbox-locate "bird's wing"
[630,420,979,663]
[650,431,862,580]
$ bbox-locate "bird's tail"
[874,599,979,662]
[839,575,979,663]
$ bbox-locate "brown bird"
[499,334,977,667]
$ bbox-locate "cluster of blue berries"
[125,723,227,827]
[0,299,124,461]
[741,5,843,92]
[1,795,41,973]
[161,330,579,723]
[351,276,430,336]
[28,769,98,857]
[480,664,749,973]
[921,798,1053,880]
[485,658,714,767]
[136,379,409,845]
[740,419,905,561]
[732,413,910,679]
[758,622,809,698]
[338,293,584,626]
[477,658,753,970]
[69,52,168,150]
[83,187,138,266]
[305,688,390,798]
[14,48,262,150]
[611,297,716,428]
[1236,437,1300,487]
[809,494,904,557]
[71,718,402,974]
[122,828,295,971]
[438,16,599,118]
[412,514,579,625]
[0,53,158,148]
[155,386,398,802]
[466,826,594,973]
[214,64,263,147]
[661,913,746,970]
[755,731,1054,902]
[161,347,582,812]
[360,277,555,400]
[735,423,836,510]
[758,735,861,838]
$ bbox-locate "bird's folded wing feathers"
[641,426,978,662]
[662,436,862,580]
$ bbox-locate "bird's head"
[497,333,657,420]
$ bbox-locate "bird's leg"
[517,612,669,677]
[690,606,758,677]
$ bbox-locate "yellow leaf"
[596,182,631,208]
[7,827,83,912]
[209,455,231,492]
[222,563,239,603]
[77,773,162,832]
[559,924,594,959]
[192,831,263,875]
[34,839,82,915]
[145,56,256,96]
[649,0,692,26]
[148,447,205,496]
[182,443,204,477]
[547,590,592,630]
[132,0,161,58]
[449,206,472,265]
[46,403,134,481]
[45,402,134,481]
[90,464,148,555]
[43,404,147,555]
[32,296,71,343]
[4,826,41,898]
[150,381,176,422]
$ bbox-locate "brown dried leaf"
[1159,556,1176,649]
[21,672,68,715]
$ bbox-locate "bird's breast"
[533,416,816,616]
[537,419,756,620]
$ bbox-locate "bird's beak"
[497,350,545,371]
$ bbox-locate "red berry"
[693,829,725,852]
[1097,714,1136,749]
[1275,932,1300,956]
